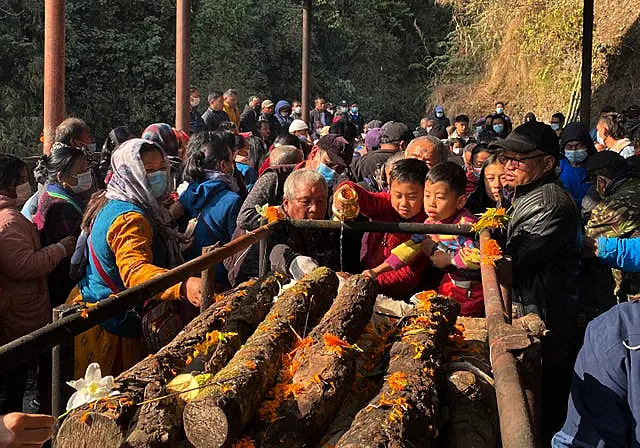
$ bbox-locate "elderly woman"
[73,139,201,376]
[0,155,76,413]
[33,144,90,306]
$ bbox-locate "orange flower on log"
[323,334,362,356]
[232,436,256,448]
[388,372,408,393]
[481,239,503,266]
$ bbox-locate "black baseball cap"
[489,121,560,157]
[380,122,412,145]
[587,150,628,175]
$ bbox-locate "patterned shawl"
[106,138,183,267]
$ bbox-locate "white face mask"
[15,182,32,205]
[294,106,302,115]
[71,171,93,193]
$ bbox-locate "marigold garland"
[471,207,510,233]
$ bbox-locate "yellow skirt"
[67,287,146,378]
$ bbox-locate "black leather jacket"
[506,173,583,363]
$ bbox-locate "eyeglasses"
[498,153,547,167]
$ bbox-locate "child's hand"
[431,251,450,269]
[420,237,435,255]
[362,269,378,280]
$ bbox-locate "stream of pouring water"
[339,220,344,273]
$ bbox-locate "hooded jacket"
[0,195,66,345]
[559,123,596,207]
[275,100,293,134]
[179,177,242,283]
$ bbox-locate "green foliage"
[1,0,454,158]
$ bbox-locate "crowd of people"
[1,89,640,446]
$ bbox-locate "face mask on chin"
[316,163,337,186]
[71,171,93,193]
[15,182,32,205]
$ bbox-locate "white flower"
[66,363,119,411]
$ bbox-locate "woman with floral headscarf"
[71,138,201,376]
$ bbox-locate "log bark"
[182,267,339,448]
[55,275,280,448]
[439,317,499,448]
[336,295,460,448]
[255,274,378,447]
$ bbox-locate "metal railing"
[0,219,539,447]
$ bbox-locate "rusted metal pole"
[43,0,66,154]
[200,245,217,313]
[287,219,473,236]
[479,231,536,448]
[579,0,594,125]
[301,0,312,124]
[0,221,283,372]
[175,0,191,132]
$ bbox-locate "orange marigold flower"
[244,361,257,370]
[232,436,256,448]
[388,372,408,392]
[289,336,314,356]
[79,411,91,425]
[323,334,351,356]
[414,290,436,314]
[284,383,304,397]
[265,206,284,223]
[472,207,511,232]
[481,239,503,266]
[80,309,89,319]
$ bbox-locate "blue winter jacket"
[559,159,591,208]
[179,178,242,283]
[553,301,640,447]
[598,237,640,272]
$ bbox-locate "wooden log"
[336,294,460,448]
[255,274,378,447]
[123,273,287,447]
[183,267,339,448]
[55,275,280,448]
[439,317,499,448]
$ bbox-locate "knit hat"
[317,134,354,167]
[289,119,309,133]
[364,128,382,150]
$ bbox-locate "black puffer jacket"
[506,173,583,364]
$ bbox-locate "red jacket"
[339,181,428,298]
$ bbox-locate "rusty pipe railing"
[0,221,283,373]
[479,231,537,448]
[287,219,473,235]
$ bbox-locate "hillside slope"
[429,0,640,125]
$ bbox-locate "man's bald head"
[405,136,448,169]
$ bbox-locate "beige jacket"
[0,195,66,345]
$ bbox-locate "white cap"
[289,119,309,133]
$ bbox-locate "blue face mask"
[476,126,483,134]
[596,132,605,146]
[351,107,358,114]
[147,171,168,198]
[550,123,561,131]
[317,163,337,186]
[493,124,504,134]
[496,107,504,115]
[564,149,588,164]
